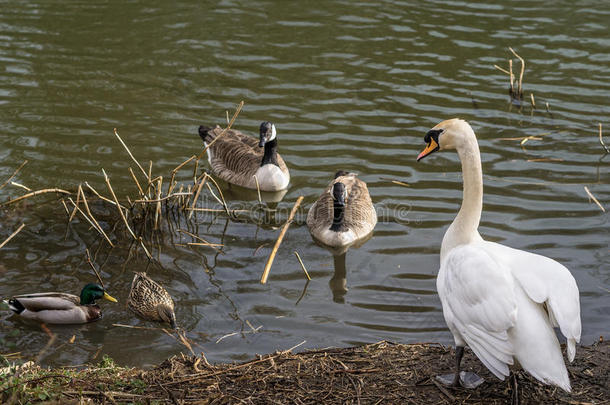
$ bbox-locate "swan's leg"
[436,346,464,386]
[436,346,485,389]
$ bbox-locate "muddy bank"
[1,340,607,404]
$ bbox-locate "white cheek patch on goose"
[269,124,277,141]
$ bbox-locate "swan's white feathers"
[482,241,581,361]
[438,244,516,379]
[425,118,581,392]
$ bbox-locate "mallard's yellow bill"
[417,138,439,161]
[103,292,118,303]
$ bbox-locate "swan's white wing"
[482,241,581,361]
[438,244,517,379]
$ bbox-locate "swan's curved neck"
[440,130,483,261]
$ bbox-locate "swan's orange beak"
[417,138,439,161]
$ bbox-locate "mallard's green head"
[80,283,118,305]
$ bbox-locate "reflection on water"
[0,0,609,367]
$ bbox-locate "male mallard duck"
[416,118,581,391]
[307,171,377,247]
[127,272,176,329]
[198,121,290,191]
[4,283,117,324]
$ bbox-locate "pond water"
[0,0,608,367]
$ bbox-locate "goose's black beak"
[259,138,266,148]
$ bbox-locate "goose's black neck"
[330,203,347,232]
[261,138,279,167]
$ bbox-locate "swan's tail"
[510,287,571,392]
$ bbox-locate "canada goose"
[127,272,176,329]
[417,118,581,391]
[307,171,377,247]
[4,283,117,324]
[198,122,290,192]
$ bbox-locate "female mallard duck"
[417,118,581,392]
[4,283,117,324]
[307,171,377,247]
[127,272,176,329]
[198,121,290,191]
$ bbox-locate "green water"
[0,0,608,367]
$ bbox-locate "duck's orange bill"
[417,138,439,161]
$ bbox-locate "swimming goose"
[307,171,377,247]
[4,283,117,324]
[127,272,177,329]
[198,122,290,192]
[417,118,581,392]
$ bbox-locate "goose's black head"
[332,182,347,206]
[259,121,276,147]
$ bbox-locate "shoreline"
[1,340,607,404]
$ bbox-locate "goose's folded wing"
[439,245,517,378]
[12,292,79,311]
[482,241,581,361]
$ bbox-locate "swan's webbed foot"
[435,371,484,389]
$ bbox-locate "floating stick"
[113,128,149,182]
[0,223,25,250]
[294,251,311,281]
[261,196,304,284]
[598,123,609,153]
[584,186,605,212]
[0,160,27,191]
[1,188,71,206]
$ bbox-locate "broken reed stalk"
[197,100,245,162]
[0,223,25,250]
[154,176,162,230]
[84,182,126,209]
[102,169,152,259]
[206,174,231,217]
[509,59,514,95]
[128,167,146,198]
[77,186,114,247]
[1,188,71,206]
[584,186,605,212]
[294,251,311,281]
[168,155,196,195]
[113,128,149,183]
[68,184,82,223]
[253,175,262,204]
[188,175,207,219]
[85,248,105,288]
[0,160,28,191]
[260,196,304,284]
[67,197,113,246]
[530,93,536,108]
[509,47,525,97]
[599,123,609,153]
[10,182,31,192]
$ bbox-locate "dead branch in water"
[598,123,609,154]
[0,160,28,191]
[0,223,25,250]
[1,188,71,206]
[584,186,605,212]
[261,196,304,284]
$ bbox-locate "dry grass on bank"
[1,340,607,404]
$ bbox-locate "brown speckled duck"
[127,272,176,329]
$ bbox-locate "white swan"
[417,118,581,392]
